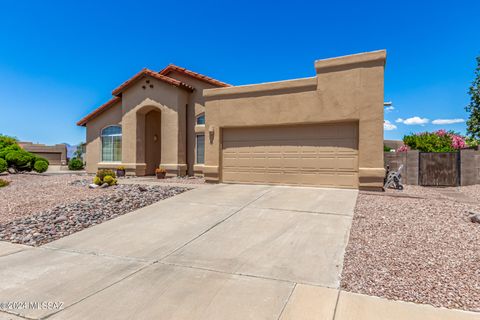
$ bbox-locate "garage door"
[221,123,358,188]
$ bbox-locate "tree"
[466,56,480,140]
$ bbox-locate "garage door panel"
[222,123,358,188]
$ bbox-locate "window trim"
[101,125,122,163]
[196,134,205,164]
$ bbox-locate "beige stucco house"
[78,50,386,190]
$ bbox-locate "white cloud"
[385,106,395,112]
[396,116,429,125]
[384,120,397,131]
[432,118,465,125]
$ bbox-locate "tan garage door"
[221,123,359,188]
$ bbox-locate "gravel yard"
[0,175,189,246]
[341,185,480,312]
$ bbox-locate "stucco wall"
[203,50,386,189]
[85,100,122,173]
[121,77,190,176]
[166,71,218,175]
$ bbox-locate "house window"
[196,134,205,164]
[101,126,122,162]
[196,114,205,125]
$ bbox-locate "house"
[78,50,386,190]
[19,142,67,165]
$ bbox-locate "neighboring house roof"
[159,64,231,88]
[77,96,121,126]
[111,68,194,96]
[78,65,229,127]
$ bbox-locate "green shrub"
[384,145,392,152]
[33,160,48,173]
[0,158,7,173]
[0,134,18,150]
[5,150,35,170]
[0,178,9,188]
[103,175,117,186]
[68,158,84,170]
[93,176,102,185]
[0,144,21,159]
[33,156,49,166]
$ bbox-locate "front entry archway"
[144,109,162,175]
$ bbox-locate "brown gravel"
[341,187,480,312]
[0,174,113,224]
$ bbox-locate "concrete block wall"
[385,150,480,186]
[460,149,480,186]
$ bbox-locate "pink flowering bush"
[451,134,466,149]
[396,145,409,152]
[402,130,467,152]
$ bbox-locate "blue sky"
[0,1,478,144]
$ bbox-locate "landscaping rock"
[469,211,480,224]
[0,184,189,247]
[88,183,98,189]
[100,183,109,188]
[7,168,17,174]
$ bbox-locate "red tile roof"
[159,64,231,87]
[77,65,229,126]
[77,96,121,126]
[111,68,194,96]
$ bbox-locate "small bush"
[0,158,7,173]
[5,150,35,170]
[93,176,102,185]
[0,178,9,188]
[68,158,84,171]
[384,145,392,152]
[33,156,49,166]
[34,160,48,173]
[103,175,117,186]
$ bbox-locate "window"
[196,134,205,164]
[196,114,205,125]
[101,126,122,162]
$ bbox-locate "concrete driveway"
[1,184,476,320]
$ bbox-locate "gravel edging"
[0,183,189,246]
[341,191,480,312]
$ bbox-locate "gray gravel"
[0,181,189,246]
[0,174,113,224]
[341,188,480,312]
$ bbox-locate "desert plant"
[0,178,9,188]
[33,160,48,173]
[68,158,84,171]
[0,158,7,173]
[93,169,117,186]
[103,175,117,186]
[96,169,116,180]
[93,176,102,185]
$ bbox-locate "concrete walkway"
[0,184,478,319]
